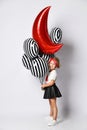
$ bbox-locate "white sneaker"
[48,119,57,126]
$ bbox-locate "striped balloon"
[41,53,54,62]
[23,38,39,59]
[22,54,32,70]
[30,57,48,78]
[50,27,62,43]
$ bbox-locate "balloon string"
[39,78,43,84]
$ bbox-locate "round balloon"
[30,56,48,78]
[50,27,62,43]
[23,38,39,59]
[22,54,32,70]
[41,53,54,62]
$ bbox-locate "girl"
[41,57,62,126]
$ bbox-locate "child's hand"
[41,84,45,88]
[41,80,55,89]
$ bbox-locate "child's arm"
[41,80,55,88]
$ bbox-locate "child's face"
[49,60,56,70]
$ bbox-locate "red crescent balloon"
[32,6,63,54]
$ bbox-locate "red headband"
[49,58,59,68]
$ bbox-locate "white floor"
[0,114,87,130]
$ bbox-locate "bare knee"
[50,98,56,108]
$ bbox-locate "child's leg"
[50,98,58,120]
[49,99,53,117]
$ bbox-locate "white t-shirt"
[46,69,57,83]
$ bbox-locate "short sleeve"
[48,70,57,81]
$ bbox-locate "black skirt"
[43,84,62,99]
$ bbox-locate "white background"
[0,0,87,120]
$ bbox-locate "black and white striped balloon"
[22,54,32,70]
[30,57,48,78]
[50,27,62,43]
[41,53,54,62]
[23,38,39,59]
